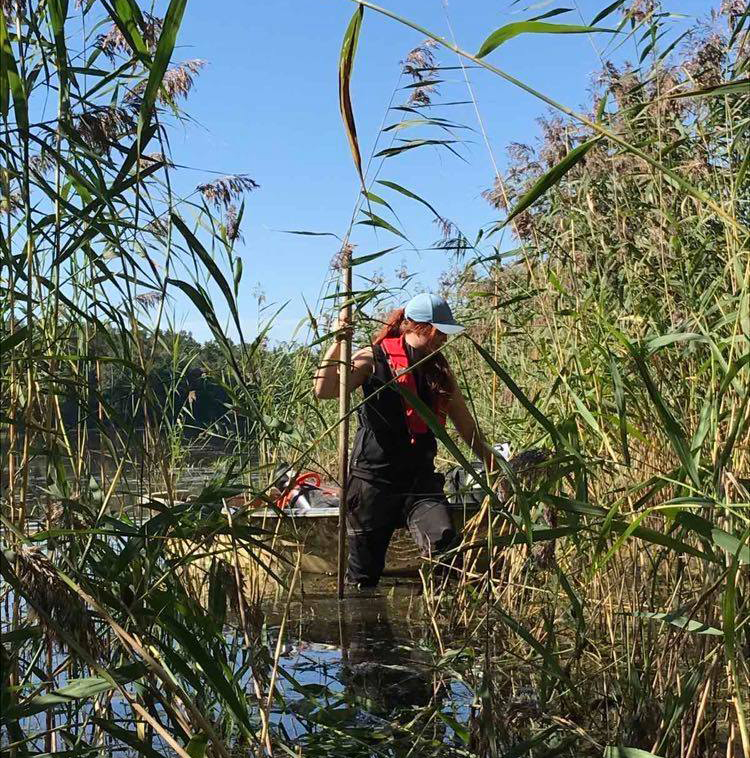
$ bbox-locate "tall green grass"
[329,1,748,754]
[0,1,286,755]
[1,0,748,757]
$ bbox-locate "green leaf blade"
[476,22,616,58]
[504,137,600,226]
[136,0,188,145]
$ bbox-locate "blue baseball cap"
[404,293,465,335]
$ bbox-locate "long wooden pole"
[337,247,353,600]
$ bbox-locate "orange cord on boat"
[277,472,322,509]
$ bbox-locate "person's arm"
[313,328,373,399]
[446,388,498,473]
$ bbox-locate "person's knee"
[408,502,457,556]
[434,527,459,553]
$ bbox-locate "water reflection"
[340,592,434,712]
[272,578,472,749]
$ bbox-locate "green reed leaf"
[470,337,582,461]
[186,733,209,758]
[101,0,150,60]
[377,179,442,218]
[363,190,396,215]
[723,557,738,658]
[504,137,600,225]
[669,77,750,99]
[629,347,701,488]
[672,512,748,565]
[93,717,171,758]
[477,21,616,58]
[375,138,461,159]
[46,0,69,99]
[382,116,469,133]
[136,0,187,145]
[566,382,606,440]
[529,8,574,22]
[591,0,627,25]
[0,32,7,120]
[356,210,408,239]
[166,279,225,347]
[279,229,341,238]
[495,607,569,685]
[391,383,518,523]
[0,20,28,131]
[339,4,365,190]
[461,524,579,554]
[711,526,750,565]
[605,517,714,564]
[644,332,709,353]
[608,354,631,467]
[0,326,29,358]
[437,712,469,745]
[159,611,254,735]
[5,664,146,720]
[718,351,750,397]
[233,257,243,295]
[171,214,244,345]
[351,245,400,266]
[500,727,563,757]
[714,392,750,482]
[634,611,723,636]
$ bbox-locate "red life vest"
[379,336,446,441]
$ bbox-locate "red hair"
[373,307,455,402]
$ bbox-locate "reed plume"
[12,546,100,657]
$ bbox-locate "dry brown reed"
[96,13,163,60]
[125,59,206,108]
[159,59,207,103]
[13,545,100,657]
[402,38,439,106]
[75,106,136,153]
[223,204,242,242]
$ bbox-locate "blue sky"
[160,0,716,343]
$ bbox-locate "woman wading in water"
[314,293,500,589]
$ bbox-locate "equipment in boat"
[272,463,339,513]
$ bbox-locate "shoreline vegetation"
[2,1,748,756]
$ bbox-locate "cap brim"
[432,322,465,335]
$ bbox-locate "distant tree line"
[56,328,285,437]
